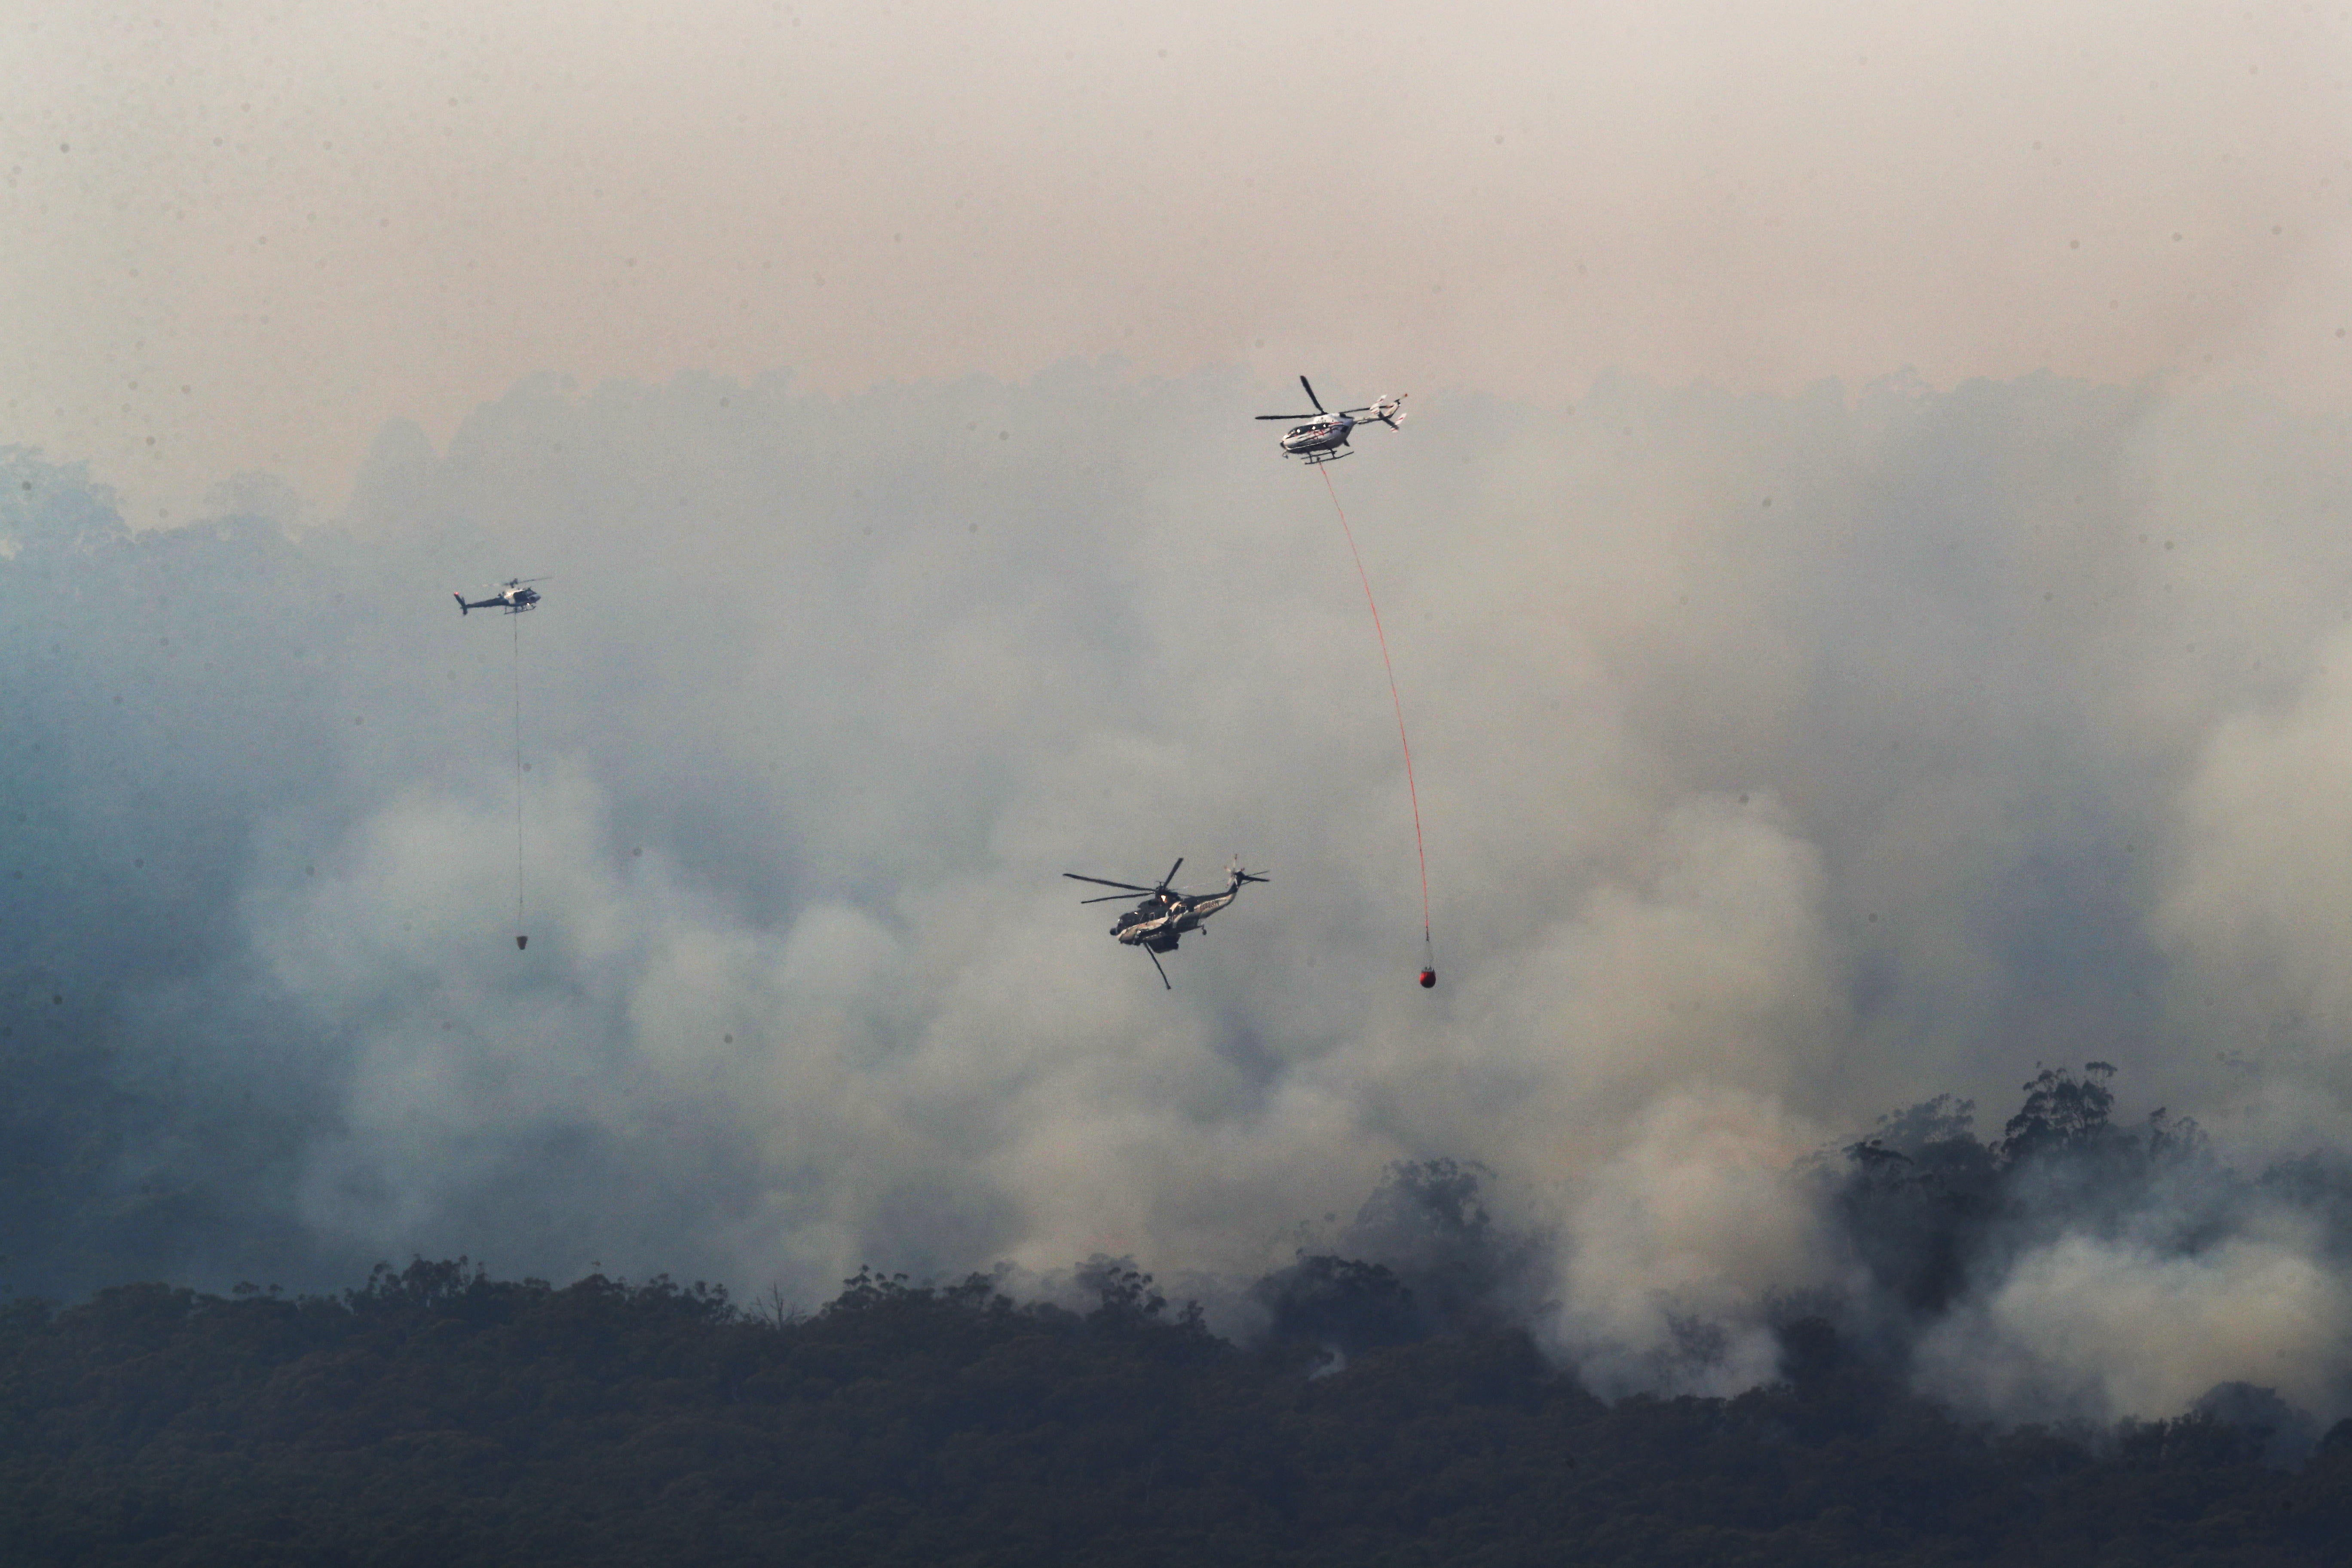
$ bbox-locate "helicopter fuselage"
[1278,416,1355,461]
[1109,883,1246,948]
[1258,379,1403,465]
[456,588,540,615]
[1068,858,1267,986]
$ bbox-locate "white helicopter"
[454,578,548,616]
[1256,376,1406,465]
[1063,856,1271,989]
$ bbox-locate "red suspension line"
[1320,463,1432,952]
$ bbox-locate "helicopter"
[1256,376,1406,465]
[454,578,548,616]
[1063,856,1270,989]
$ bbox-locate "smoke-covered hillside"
[9,364,2352,1430]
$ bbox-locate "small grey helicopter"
[1256,376,1406,465]
[454,578,548,615]
[1064,856,1270,989]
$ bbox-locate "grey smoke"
[8,363,2352,1433]
[1819,1065,2352,1439]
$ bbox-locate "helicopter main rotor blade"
[1256,413,1320,420]
[1161,858,1183,889]
[1064,873,1161,893]
[1078,892,1141,904]
[1299,376,1326,414]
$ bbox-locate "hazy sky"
[13,1,2352,1427]
[6,0,2352,519]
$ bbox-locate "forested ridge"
[3,1252,2350,1567]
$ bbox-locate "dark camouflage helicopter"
[1063,856,1270,989]
[453,577,548,615]
[1256,376,1406,465]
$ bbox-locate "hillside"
[4,1256,2349,1567]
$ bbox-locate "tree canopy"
[4,1247,2350,1566]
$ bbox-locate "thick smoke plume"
[8,364,2352,1434]
[1831,1066,2352,1438]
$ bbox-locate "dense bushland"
[3,1250,2349,1566]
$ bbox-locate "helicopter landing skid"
[1295,449,1351,466]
